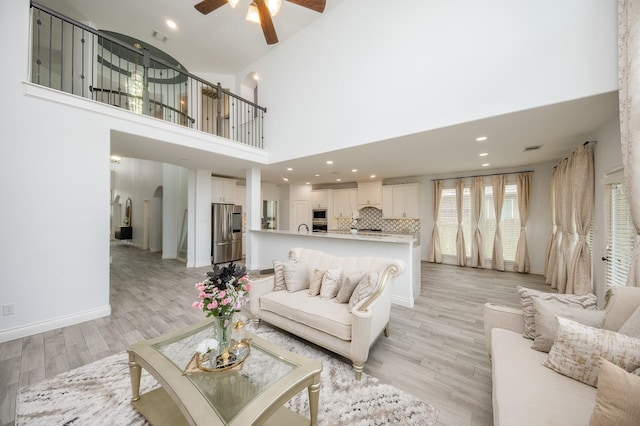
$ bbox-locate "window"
[438,188,458,256]
[605,180,635,287]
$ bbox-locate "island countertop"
[251,229,418,245]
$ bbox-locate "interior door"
[292,200,310,232]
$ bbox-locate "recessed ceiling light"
[479,152,488,157]
[253,73,260,81]
[110,155,121,163]
[283,177,289,182]
[352,169,358,173]
[287,167,293,171]
[336,178,341,182]
[315,174,320,177]
[476,136,488,142]
[482,163,490,167]
[306,182,310,185]
[166,19,177,30]
[370,175,376,178]
[326,160,333,165]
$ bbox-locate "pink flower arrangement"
[192,262,251,317]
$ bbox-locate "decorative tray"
[183,338,251,374]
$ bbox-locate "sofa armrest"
[483,303,524,355]
[248,275,276,318]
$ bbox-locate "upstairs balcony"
[29,2,266,149]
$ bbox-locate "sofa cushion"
[491,328,596,426]
[531,298,605,352]
[320,268,342,301]
[308,269,325,297]
[589,358,640,426]
[543,317,640,387]
[348,272,378,313]
[260,290,352,341]
[518,286,598,339]
[618,306,640,339]
[273,260,287,291]
[335,271,367,303]
[283,261,311,292]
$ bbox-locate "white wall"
[162,164,189,259]
[243,0,618,162]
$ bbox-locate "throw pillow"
[308,269,325,297]
[320,268,343,301]
[282,261,310,293]
[589,358,640,426]
[348,272,379,313]
[531,298,606,352]
[543,317,640,387]
[335,271,367,303]
[618,306,640,339]
[518,286,598,339]
[273,260,287,291]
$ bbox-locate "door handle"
[601,256,610,262]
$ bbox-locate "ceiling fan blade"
[194,0,228,15]
[286,0,326,13]
[255,0,279,45]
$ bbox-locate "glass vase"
[213,313,234,357]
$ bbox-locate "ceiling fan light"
[267,0,281,16]
[227,0,240,8]
[246,3,260,24]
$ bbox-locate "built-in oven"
[312,209,328,232]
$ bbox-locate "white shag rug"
[16,324,438,425]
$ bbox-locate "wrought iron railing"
[29,2,266,149]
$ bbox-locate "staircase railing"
[29,2,266,149]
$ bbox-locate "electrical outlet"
[3,304,15,316]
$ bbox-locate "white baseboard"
[0,305,111,343]
[392,295,414,308]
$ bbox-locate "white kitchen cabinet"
[357,181,382,207]
[211,177,236,203]
[382,183,420,218]
[333,189,358,218]
[311,189,331,209]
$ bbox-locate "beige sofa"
[248,247,404,379]
[483,286,640,426]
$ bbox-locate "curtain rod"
[553,140,597,168]
[431,170,533,182]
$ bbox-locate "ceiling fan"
[194,0,326,45]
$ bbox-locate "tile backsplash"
[335,207,420,234]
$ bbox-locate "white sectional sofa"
[483,286,640,426]
[248,247,404,379]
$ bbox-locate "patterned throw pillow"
[320,268,343,301]
[282,261,310,292]
[589,358,640,426]
[531,298,605,352]
[308,269,325,297]
[273,260,287,291]
[335,271,367,303]
[518,286,598,339]
[348,272,379,313]
[543,317,640,387]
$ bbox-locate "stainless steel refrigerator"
[211,204,242,264]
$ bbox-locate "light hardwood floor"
[0,244,550,426]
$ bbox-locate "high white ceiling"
[38,0,620,185]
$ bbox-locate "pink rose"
[199,291,207,298]
[198,301,204,309]
[243,283,252,291]
[192,301,199,308]
[218,291,226,298]
[220,297,232,306]
[207,301,218,309]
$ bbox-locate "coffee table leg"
[308,374,321,426]
[128,352,142,402]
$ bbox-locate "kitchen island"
[249,229,420,307]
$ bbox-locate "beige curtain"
[491,175,505,271]
[470,176,484,268]
[619,0,640,287]
[455,179,466,266]
[544,168,558,283]
[551,160,568,291]
[566,146,594,294]
[514,172,531,273]
[429,180,443,263]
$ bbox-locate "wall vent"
[152,30,168,42]
[523,145,542,152]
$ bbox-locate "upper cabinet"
[333,189,358,218]
[382,183,420,219]
[357,181,382,207]
[211,177,236,203]
[311,189,331,209]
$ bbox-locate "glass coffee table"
[127,319,322,425]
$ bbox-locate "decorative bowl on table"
[350,228,358,235]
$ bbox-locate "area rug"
[16,324,438,425]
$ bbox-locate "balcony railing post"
[142,47,150,117]
[216,83,223,137]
